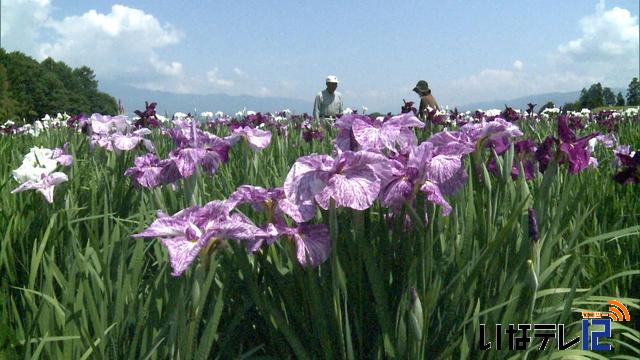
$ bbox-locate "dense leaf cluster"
[0,48,117,123]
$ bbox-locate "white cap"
[326,75,339,83]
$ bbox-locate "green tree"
[0,48,118,121]
[0,64,17,121]
[578,83,604,109]
[562,101,581,112]
[616,92,625,106]
[602,87,616,106]
[627,77,640,106]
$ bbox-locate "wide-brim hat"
[413,80,430,94]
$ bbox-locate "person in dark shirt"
[413,80,439,120]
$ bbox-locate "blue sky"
[2,0,638,112]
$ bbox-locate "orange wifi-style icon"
[607,300,631,322]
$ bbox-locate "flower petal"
[419,181,452,216]
[293,224,331,267]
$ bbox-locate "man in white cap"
[313,75,343,123]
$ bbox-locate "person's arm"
[338,93,343,115]
[313,93,321,122]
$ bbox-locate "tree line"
[0,48,118,123]
[562,78,640,111]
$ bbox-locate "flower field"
[1,105,639,359]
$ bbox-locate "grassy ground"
[1,113,639,359]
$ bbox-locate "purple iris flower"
[535,136,558,173]
[125,153,181,188]
[11,172,68,203]
[557,115,598,174]
[379,142,466,214]
[225,126,272,151]
[167,122,230,178]
[528,208,539,242]
[66,113,88,131]
[302,126,324,143]
[612,145,634,167]
[526,103,536,117]
[334,114,370,151]
[284,150,389,211]
[401,100,417,115]
[227,185,316,224]
[133,201,269,276]
[488,139,537,180]
[52,143,73,166]
[350,112,424,153]
[133,101,160,128]
[513,139,537,180]
[449,107,460,122]
[567,115,583,130]
[501,105,520,122]
[89,113,130,136]
[427,117,523,155]
[613,151,640,184]
[112,128,156,152]
[277,224,331,267]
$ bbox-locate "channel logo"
[479,299,631,352]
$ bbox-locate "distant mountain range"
[456,88,625,112]
[99,82,313,116]
[99,82,625,116]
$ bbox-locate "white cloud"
[0,0,51,53]
[513,60,524,70]
[206,68,234,88]
[444,1,638,106]
[445,66,599,105]
[35,4,184,84]
[557,1,639,63]
[233,67,248,78]
[258,86,272,96]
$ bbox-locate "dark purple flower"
[302,127,324,143]
[613,152,640,184]
[401,99,417,115]
[133,101,160,128]
[66,113,88,130]
[449,107,460,122]
[528,208,539,242]
[506,139,537,180]
[535,136,557,173]
[568,115,583,130]
[501,105,520,122]
[557,115,598,174]
[612,145,633,167]
[526,103,536,117]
